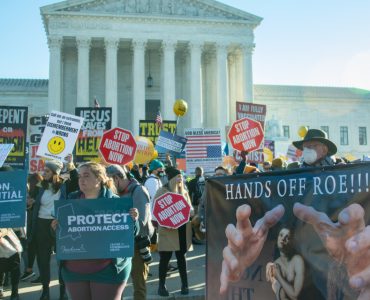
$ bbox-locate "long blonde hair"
[78,162,116,194]
[167,175,189,199]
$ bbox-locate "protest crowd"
[1,102,370,300]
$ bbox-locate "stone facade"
[1,80,369,158]
[41,0,261,136]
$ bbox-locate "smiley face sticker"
[47,136,66,155]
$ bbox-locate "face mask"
[158,171,164,177]
[302,147,318,165]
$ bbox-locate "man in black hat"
[292,129,337,167]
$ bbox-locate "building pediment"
[41,0,262,24]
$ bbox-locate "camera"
[135,235,152,264]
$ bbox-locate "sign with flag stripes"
[185,128,222,175]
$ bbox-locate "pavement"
[1,243,206,300]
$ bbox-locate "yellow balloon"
[298,126,308,138]
[133,136,155,164]
[173,99,188,117]
[151,149,158,160]
[263,147,273,162]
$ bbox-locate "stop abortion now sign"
[228,117,264,153]
[153,193,191,229]
[99,127,137,165]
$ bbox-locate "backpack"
[193,177,205,206]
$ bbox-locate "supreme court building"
[1,0,369,158]
[41,0,261,135]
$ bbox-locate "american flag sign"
[185,128,222,174]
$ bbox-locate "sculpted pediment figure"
[42,0,262,23]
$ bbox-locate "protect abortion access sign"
[153,192,191,229]
[228,117,264,153]
[55,197,134,260]
[99,127,137,165]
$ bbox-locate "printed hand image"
[266,227,304,300]
[220,203,370,300]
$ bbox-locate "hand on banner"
[64,153,75,171]
[51,219,58,231]
[240,151,248,161]
[219,204,285,294]
[130,208,139,222]
[293,203,370,300]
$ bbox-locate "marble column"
[240,44,255,102]
[105,38,119,127]
[189,41,203,128]
[228,53,237,124]
[76,37,91,108]
[48,36,63,112]
[132,39,146,135]
[162,40,177,120]
[216,43,229,140]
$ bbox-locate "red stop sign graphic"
[99,127,137,165]
[153,192,191,229]
[228,117,264,153]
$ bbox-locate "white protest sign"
[0,144,14,168]
[36,111,84,161]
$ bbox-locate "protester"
[106,164,154,300]
[20,173,43,282]
[187,167,206,244]
[292,128,337,167]
[0,229,22,300]
[60,162,139,300]
[271,157,285,171]
[154,167,193,296]
[187,167,205,213]
[262,161,272,172]
[144,159,165,202]
[214,166,228,176]
[234,151,248,174]
[30,160,68,300]
[130,164,143,184]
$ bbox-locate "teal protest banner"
[0,170,27,227]
[55,197,134,260]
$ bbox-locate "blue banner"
[155,130,187,155]
[0,170,27,227]
[55,197,134,260]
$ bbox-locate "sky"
[1,0,370,90]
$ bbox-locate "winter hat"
[271,158,284,170]
[45,160,63,175]
[106,164,126,178]
[149,159,164,172]
[165,166,181,181]
[292,129,337,156]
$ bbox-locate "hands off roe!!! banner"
[207,163,370,300]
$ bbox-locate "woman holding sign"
[154,166,193,297]
[31,160,68,300]
[61,162,139,300]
